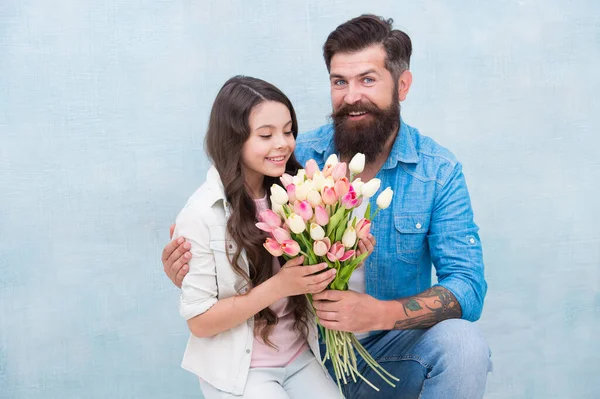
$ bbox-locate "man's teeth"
[348,111,367,116]
[268,156,285,162]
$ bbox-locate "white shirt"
[173,166,326,395]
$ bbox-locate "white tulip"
[306,189,323,207]
[271,199,285,217]
[286,213,306,234]
[341,226,357,248]
[270,184,289,204]
[293,169,306,186]
[361,178,381,198]
[310,223,326,241]
[312,171,326,192]
[295,180,315,201]
[351,178,364,194]
[325,154,338,167]
[376,187,394,210]
[349,153,365,175]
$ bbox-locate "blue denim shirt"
[294,120,487,321]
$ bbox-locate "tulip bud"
[280,173,294,187]
[349,153,365,175]
[314,205,329,226]
[361,178,381,198]
[294,200,313,221]
[310,223,326,241]
[263,238,283,257]
[355,218,371,239]
[334,177,350,198]
[322,186,337,205]
[305,159,319,179]
[313,240,330,257]
[350,178,364,194]
[376,187,394,210]
[286,184,296,203]
[270,184,289,204]
[325,154,338,167]
[306,189,323,207]
[271,199,285,217]
[286,213,306,234]
[342,226,357,248]
[312,171,327,191]
[272,227,292,244]
[281,240,301,257]
[293,169,306,186]
[331,162,347,180]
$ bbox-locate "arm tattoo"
[393,286,462,329]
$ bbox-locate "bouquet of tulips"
[255,153,398,396]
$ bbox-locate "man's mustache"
[332,101,381,118]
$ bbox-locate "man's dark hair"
[323,14,412,80]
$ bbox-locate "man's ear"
[398,70,413,102]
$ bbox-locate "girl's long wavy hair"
[204,76,309,347]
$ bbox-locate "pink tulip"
[331,162,347,180]
[322,186,338,205]
[327,242,355,262]
[286,184,296,203]
[272,227,292,244]
[280,173,294,187]
[341,188,360,209]
[313,238,331,256]
[334,177,350,198]
[281,240,301,256]
[256,209,282,232]
[355,218,371,239]
[294,200,313,221]
[314,206,330,226]
[305,159,319,179]
[339,249,355,261]
[264,238,283,257]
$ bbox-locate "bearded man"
[162,14,492,399]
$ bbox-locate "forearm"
[187,277,283,338]
[379,286,462,330]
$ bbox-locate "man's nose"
[344,86,362,105]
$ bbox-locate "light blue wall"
[1,1,598,398]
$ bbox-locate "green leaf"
[364,202,371,220]
[326,206,347,236]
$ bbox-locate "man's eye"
[334,80,347,86]
[364,77,375,83]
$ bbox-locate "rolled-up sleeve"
[427,162,487,321]
[173,205,218,320]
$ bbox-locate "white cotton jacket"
[173,166,325,395]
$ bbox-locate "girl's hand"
[274,256,337,297]
[356,233,376,268]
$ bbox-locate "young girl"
[173,76,340,398]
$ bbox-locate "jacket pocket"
[394,212,430,264]
[209,239,250,297]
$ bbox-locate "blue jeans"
[320,319,492,399]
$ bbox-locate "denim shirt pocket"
[394,212,431,264]
[209,239,250,298]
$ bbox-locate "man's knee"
[427,319,491,372]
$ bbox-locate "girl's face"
[241,101,296,197]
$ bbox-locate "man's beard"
[331,92,400,164]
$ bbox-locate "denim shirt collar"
[310,118,419,167]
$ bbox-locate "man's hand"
[312,290,384,333]
[162,224,191,288]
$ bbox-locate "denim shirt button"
[416,223,422,229]
[470,238,475,244]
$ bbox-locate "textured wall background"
[1,1,599,398]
